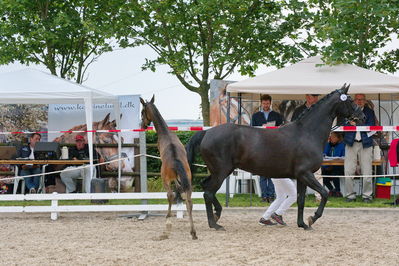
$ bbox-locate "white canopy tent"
[227,56,399,100]
[0,68,122,191]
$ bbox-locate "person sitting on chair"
[322,132,345,197]
[251,94,284,202]
[17,133,42,194]
[60,135,103,193]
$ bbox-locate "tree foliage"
[117,0,315,125]
[310,0,399,72]
[0,0,126,83]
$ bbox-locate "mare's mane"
[295,89,339,121]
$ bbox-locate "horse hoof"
[307,216,314,226]
[304,226,313,231]
[192,234,198,240]
[215,225,225,231]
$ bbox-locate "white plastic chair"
[230,169,261,198]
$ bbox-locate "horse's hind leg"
[185,190,198,240]
[160,181,174,240]
[202,168,232,231]
[296,179,309,230]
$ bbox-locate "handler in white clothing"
[259,178,297,226]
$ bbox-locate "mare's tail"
[174,159,191,192]
[185,130,207,174]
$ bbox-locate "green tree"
[0,0,126,83]
[310,0,399,72]
[117,0,314,125]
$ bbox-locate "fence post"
[139,131,148,219]
[50,192,58,221]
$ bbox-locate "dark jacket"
[323,142,345,158]
[251,110,283,127]
[291,104,308,122]
[17,144,33,159]
[343,106,375,148]
[322,141,346,172]
[68,144,101,177]
[68,144,100,160]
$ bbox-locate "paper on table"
[323,156,345,160]
[263,121,276,127]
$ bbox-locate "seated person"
[17,133,42,194]
[60,135,103,193]
[322,132,345,197]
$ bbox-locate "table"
[0,160,90,165]
[322,159,383,166]
[0,160,90,194]
[321,159,384,196]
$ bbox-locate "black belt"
[354,139,362,142]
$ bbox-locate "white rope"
[0,155,143,182]
[317,173,397,179]
[0,153,208,183]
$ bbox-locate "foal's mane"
[146,102,169,130]
[295,89,340,121]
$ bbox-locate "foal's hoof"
[191,234,198,240]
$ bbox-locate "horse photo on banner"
[47,95,140,192]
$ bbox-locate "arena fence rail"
[0,192,206,220]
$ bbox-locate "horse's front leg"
[302,172,329,228]
[296,179,309,230]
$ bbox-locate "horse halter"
[330,91,363,131]
[141,104,152,128]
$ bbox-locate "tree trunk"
[198,85,210,126]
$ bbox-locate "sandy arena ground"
[1,208,398,265]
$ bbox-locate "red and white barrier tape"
[0,125,398,135]
[0,127,212,135]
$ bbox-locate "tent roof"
[227,56,399,100]
[0,68,116,104]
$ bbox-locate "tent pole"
[225,92,231,207]
[84,96,94,193]
[114,98,122,193]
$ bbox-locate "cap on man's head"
[75,135,84,141]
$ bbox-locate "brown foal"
[140,96,197,240]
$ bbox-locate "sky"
[0,46,264,120]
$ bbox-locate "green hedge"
[146,131,207,191]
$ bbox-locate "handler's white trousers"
[262,178,297,219]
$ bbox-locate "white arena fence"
[0,192,206,220]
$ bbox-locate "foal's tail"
[185,130,207,174]
[174,159,191,192]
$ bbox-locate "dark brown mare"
[186,85,365,230]
[140,96,197,240]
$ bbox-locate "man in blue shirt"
[251,94,283,202]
